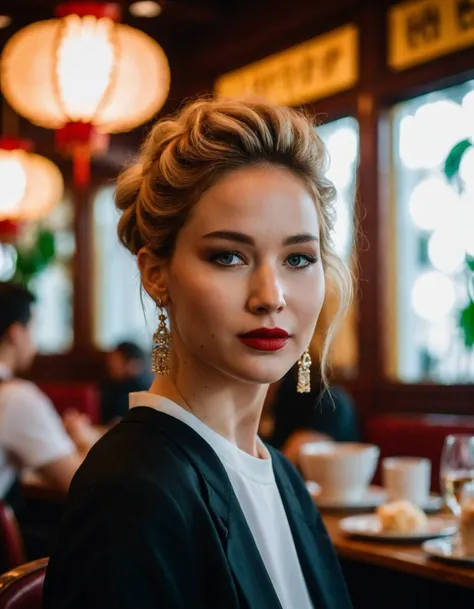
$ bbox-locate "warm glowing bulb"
[56,15,115,123]
[0,153,27,214]
[129,1,162,17]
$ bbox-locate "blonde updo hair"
[115,96,353,386]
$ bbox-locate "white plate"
[423,537,474,565]
[306,482,443,513]
[339,514,457,542]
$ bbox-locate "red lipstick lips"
[238,328,290,352]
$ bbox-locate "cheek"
[169,268,238,339]
[292,268,326,320]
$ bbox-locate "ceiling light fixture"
[0,15,11,29]
[129,1,162,18]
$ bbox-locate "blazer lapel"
[139,409,284,609]
[273,457,352,609]
[200,467,284,609]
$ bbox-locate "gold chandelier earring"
[297,349,312,393]
[152,298,172,375]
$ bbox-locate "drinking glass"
[440,434,474,516]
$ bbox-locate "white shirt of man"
[0,363,75,498]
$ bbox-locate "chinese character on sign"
[406,4,441,48]
[321,47,341,78]
[456,0,474,31]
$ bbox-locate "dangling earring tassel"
[152,302,172,375]
[297,349,311,393]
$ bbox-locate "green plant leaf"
[467,256,474,272]
[459,301,474,349]
[37,230,55,261]
[444,139,473,181]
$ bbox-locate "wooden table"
[323,514,474,589]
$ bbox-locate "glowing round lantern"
[0,2,170,186]
[0,138,64,222]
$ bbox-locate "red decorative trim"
[55,2,121,20]
[0,220,22,243]
[55,123,109,155]
[0,137,32,152]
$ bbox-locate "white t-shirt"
[0,363,75,498]
[129,392,313,609]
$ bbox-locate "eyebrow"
[202,231,319,246]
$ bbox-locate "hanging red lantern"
[0,137,64,223]
[0,2,170,187]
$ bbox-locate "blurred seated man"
[260,366,360,466]
[100,341,152,425]
[62,342,153,454]
[0,282,83,506]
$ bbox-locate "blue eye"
[285,254,318,269]
[211,251,245,267]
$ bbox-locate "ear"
[137,247,169,303]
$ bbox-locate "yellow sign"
[215,24,359,106]
[389,0,474,71]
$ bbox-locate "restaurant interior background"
[1,0,474,605]
[0,0,474,426]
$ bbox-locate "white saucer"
[423,537,474,565]
[306,482,443,513]
[306,482,386,510]
[339,514,457,542]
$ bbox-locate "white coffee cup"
[382,457,431,505]
[300,442,380,503]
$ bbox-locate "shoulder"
[0,379,52,405]
[0,379,60,428]
[70,412,203,510]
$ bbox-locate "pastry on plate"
[376,499,428,533]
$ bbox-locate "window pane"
[15,198,74,354]
[314,117,359,372]
[318,117,359,262]
[391,80,474,383]
[93,185,155,350]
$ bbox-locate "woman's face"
[165,165,325,385]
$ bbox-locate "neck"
[149,361,268,458]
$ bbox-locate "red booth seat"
[37,383,101,425]
[0,558,47,609]
[365,414,474,493]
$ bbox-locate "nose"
[247,263,286,315]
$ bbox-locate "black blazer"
[43,407,352,609]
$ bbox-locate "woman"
[43,97,353,609]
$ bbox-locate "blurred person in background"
[261,365,360,466]
[0,282,85,558]
[0,282,83,503]
[100,341,152,424]
[62,342,152,454]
